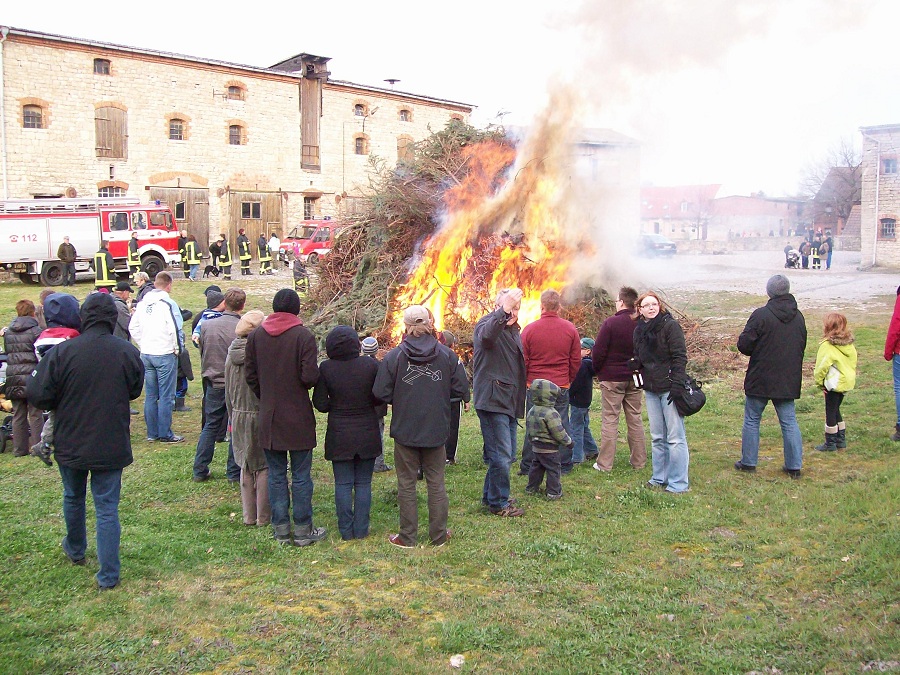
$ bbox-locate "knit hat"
[403,305,431,327]
[361,336,379,356]
[235,310,264,337]
[206,291,225,309]
[272,288,301,315]
[580,337,595,350]
[766,274,790,298]
[203,285,222,296]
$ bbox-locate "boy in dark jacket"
[524,379,573,500]
[29,293,82,466]
[568,337,599,465]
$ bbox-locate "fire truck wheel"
[306,252,319,265]
[39,262,65,287]
[18,274,37,285]
[141,254,166,278]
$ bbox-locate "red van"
[280,220,342,264]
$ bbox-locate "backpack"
[670,375,707,417]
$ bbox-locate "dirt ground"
[630,249,899,311]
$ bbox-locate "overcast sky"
[4,0,897,197]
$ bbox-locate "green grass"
[0,278,897,673]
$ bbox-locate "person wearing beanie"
[226,310,269,525]
[360,336,392,473]
[313,326,385,540]
[373,305,470,547]
[245,289,324,546]
[735,275,807,479]
[568,336,599,466]
[27,292,144,590]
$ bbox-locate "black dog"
[202,265,221,278]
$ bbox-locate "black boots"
[835,424,847,449]
[815,433,838,452]
[891,424,900,442]
[174,397,191,412]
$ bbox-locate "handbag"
[670,375,707,417]
[824,365,840,392]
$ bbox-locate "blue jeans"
[644,390,690,493]
[569,405,598,463]
[142,353,177,440]
[520,387,573,474]
[478,410,518,510]
[63,262,76,286]
[332,457,376,540]
[176,376,188,399]
[741,396,803,471]
[193,386,227,479]
[264,449,314,533]
[893,356,900,426]
[189,264,200,280]
[58,465,123,588]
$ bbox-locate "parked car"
[639,233,677,257]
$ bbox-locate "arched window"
[355,136,366,155]
[23,105,43,129]
[169,118,184,141]
[227,85,245,101]
[93,58,111,75]
[399,108,412,122]
[229,125,244,145]
[354,103,366,117]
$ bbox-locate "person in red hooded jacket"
[884,285,900,441]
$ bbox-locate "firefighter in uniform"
[257,233,271,275]
[127,231,141,282]
[94,241,116,291]
[177,229,189,279]
[237,229,253,276]
[217,234,233,281]
[185,235,201,282]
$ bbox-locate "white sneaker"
[593,462,610,473]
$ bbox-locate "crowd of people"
[4,266,887,591]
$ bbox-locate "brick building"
[0,26,471,253]
[859,124,900,268]
[710,194,806,240]
[641,185,720,241]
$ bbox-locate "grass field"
[0,277,897,674]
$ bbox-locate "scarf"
[634,311,669,360]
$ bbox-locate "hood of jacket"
[262,312,303,336]
[228,336,247,366]
[80,293,117,334]
[825,339,856,358]
[766,294,800,323]
[45,293,82,330]
[399,333,440,362]
[827,334,855,347]
[8,315,39,334]
[325,325,360,361]
[529,378,560,406]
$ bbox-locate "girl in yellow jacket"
[813,312,857,451]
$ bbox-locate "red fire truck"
[0,198,181,285]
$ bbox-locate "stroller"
[784,249,801,269]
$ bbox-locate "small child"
[525,379,574,500]
[29,293,82,466]
[569,337,599,464]
[813,312,857,451]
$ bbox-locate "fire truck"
[0,198,181,285]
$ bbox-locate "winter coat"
[592,308,638,382]
[737,294,807,400]
[225,335,266,472]
[26,293,143,471]
[521,311,582,387]
[525,379,573,451]
[129,289,183,356]
[199,312,241,387]
[57,242,76,263]
[814,337,857,393]
[113,295,131,341]
[569,357,595,408]
[472,307,527,418]
[633,311,687,394]
[312,326,383,461]
[373,332,470,448]
[884,293,900,361]
[245,313,319,452]
[3,316,42,400]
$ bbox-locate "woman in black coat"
[633,291,690,493]
[313,326,384,540]
[3,300,44,456]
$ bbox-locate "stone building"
[641,185,720,241]
[859,124,900,268]
[0,26,471,254]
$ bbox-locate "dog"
[202,265,221,278]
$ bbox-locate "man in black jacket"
[373,305,469,547]
[27,293,144,590]
[734,274,807,479]
[57,236,77,287]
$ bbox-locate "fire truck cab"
[0,198,180,285]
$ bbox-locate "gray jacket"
[113,296,131,341]
[472,307,526,418]
[199,311,241,388]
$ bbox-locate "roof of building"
[641,185,721,219]
[859,123,900,135]
[576,128,640,146]
[4,26,474,110]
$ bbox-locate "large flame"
[391,91,588,339]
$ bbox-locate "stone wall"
[859,126,900,268]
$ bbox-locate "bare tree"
[799,137,861,232]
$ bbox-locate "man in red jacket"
[518,289,581,475]
[884,284,900,441]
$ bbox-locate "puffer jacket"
[814,337,857,392]
[3,316,42,400]
[524,379,573,452]
[633,312,687,394]
[224,335,266,473]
